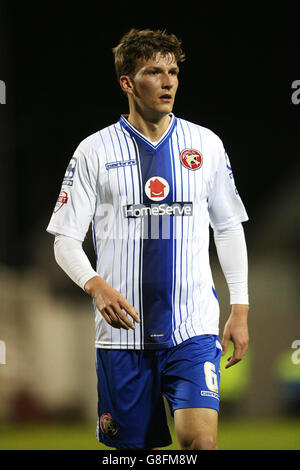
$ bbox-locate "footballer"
[47,28,249,450]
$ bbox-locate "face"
[122,52,179,119]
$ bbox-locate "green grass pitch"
[0,418,299,450]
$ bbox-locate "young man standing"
[47,29,249,450]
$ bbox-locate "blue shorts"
[96,334,222,449]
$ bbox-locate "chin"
[156,103,174,114]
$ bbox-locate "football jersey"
[47,114,248,350]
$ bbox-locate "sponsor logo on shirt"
[200,390,219,400]
[145,176,169,201]
[180,148,203,170]
[123,202,193,218]
[54,190,68,213]
[105,159,137,170]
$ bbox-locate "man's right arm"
[54,234,139,330]
[84,275,140,330]
[54,234,98,290]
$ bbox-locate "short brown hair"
[112,28,185,80]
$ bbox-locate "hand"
[84,276,140,330]
[221,304,249,369]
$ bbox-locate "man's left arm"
[213,223,249,368]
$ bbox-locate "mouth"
[159,94,172,102]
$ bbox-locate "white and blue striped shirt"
[47,114,248,350]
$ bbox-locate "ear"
[120,75,134,95]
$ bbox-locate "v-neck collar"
[119,113,177,152]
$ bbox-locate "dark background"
[0,2,299,266]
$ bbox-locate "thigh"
[162,335,222,413]
[96,348,172,449]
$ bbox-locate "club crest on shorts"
[54,190,68,213]
[145,176,170,201]
[100,412,118,437]
[180,149,203,170]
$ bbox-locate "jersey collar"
[119,113,177,151]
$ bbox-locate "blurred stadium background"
[1,3,300,450]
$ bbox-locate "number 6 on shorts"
[204,361,218,393]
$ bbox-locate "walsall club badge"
[180,149,203,170]
[100,412,118,438]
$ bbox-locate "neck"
[127,109,171,142]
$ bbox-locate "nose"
[161,72,173,89]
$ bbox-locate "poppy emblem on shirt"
[145,176,170,201]
[54,190,68,213]
[100,412,118,437]
[180,149,203,170]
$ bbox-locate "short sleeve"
[46,144,98,242]
[208,141,249,231]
